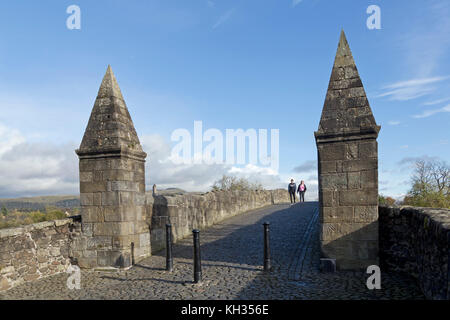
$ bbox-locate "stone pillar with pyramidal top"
[315,31,381,270]
[75,66,150,269]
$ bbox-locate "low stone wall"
[0,189,289,292]
[0,216,82,291]
[379,206,450,300]
[147,189,290,253]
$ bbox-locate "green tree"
[403,159,450,208]
[379,195,396,206]
[1,206,7,217]
[46,209,66,221]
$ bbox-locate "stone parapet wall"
[147,189,290,253]
[0,189,289,292]
[0,216,82,291]
[379,206,450,300]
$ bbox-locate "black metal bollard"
[263,222,271,272]
[131,242,135,265]
[166,224,173,272]
[193,229,202,283]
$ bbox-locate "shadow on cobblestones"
[152,202,317,269]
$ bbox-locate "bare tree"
[211,175,263,191]
[405,159,450,208]
[429,160,449,195]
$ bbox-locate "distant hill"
[0,195,80,212]
[0,188,201,211]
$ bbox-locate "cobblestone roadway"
[0,202,424,300]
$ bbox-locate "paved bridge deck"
[0,202,424,300]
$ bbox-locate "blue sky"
[0,0,449,199]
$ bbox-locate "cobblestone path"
[0,202,424,300]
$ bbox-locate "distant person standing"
[288,179,297,204]
[297,180,307,202]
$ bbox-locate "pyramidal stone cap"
[76,65,146,160]
[315,30,380,142]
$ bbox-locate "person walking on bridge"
[297,180,307,202]
[288,179,297,204]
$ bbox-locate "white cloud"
[292,0,303,7]
[0,123,78,198]
[141,134,286,192]
[376,76,448,101]
[0,124,26,156]
[388,121,401,126]
[412,104,450,118]
[0,127,309,198]
[212,8,235,29]
[423,97,450,106]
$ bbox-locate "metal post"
[193,229,202,283]
[166,224,173,272]
[263,222,271,272]
[131,242,135,266]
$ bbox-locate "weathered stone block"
[320,161,337,173]
[347,172,360,189]
[322,191,338,207]
[77,257,97,269]
[93,222,134,236]
[93,171,103,182]
[112,235,133,249]
[342,159,377,172]
[103,169,134,181]
[103,206,140,222]
[321,240,353,257]
[93,192,102,206]
[97,250,131,268]
[318,144,346,161]
[80,171,93,182]
[320,173,347,190]
[359,141,377,159]
[108,181,140,192]
[118,192,134,205]
[80,193,94,206]
[354,206,378,223]
[134,193,146,206]
[86,236,112,250]
[101,192,120,206]
[345,143,359,160]
[321,207,353,223]
[360,170,377,189]
[82,207,104,223]
[339,189,378,206]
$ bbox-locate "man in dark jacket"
[288,179,296,204]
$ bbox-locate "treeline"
[211,175,264,192]
[381,159,449,209]
[0,207,79,229]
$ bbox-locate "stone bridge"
[0,30,449,300]
[0,203,425,299]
